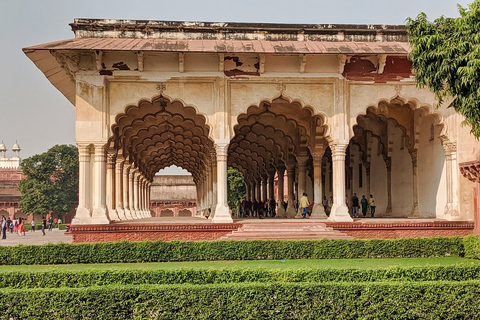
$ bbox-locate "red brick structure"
[0,168,24,220]
[69,220,474,243]
[460,161,480,235]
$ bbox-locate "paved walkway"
[0,229,72,246]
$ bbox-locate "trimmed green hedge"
[1,265,480,289]
[1,281,480,319]
[0,237,464,265]
[464,235,480,259]
[58,223,67,230]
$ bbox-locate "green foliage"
[464,235,480,259]
[1,264,480,289]
[406,1,480,137]
[58,223,67,230]
[227,167,246,214]
[18,144,78,215]
[0,237,464,265]
[1,281,480,319]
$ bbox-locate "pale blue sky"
[0,0,471,174]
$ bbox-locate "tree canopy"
[406,1,480,138]
[18,144,78,216]
[227,167,246,214]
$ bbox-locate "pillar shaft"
[409,150,420,218]
[91,145,110,223]
[212,142,232,222]
[385,157,392,216]
[115,160,126,220]
[73,145,91,224]
[443,142,459,219]
[311,151,327,218]
[286,164,296,218]
[277,167,286,217]
[328,143,352,222]
[123,165,133,219]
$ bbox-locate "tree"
[18,145,78,216]
[227,167,246,215]
[406,1,480,138]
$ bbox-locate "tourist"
[369,194,376,218]
[13,218,18,234]
[18,218,25,236]
[269,198,276,217]
[1,216,6,239]
[351,193,359,218]
[41,216,46,236]
[322,196,329,213]
[283,201,287,212]
[361,195,368,218]
[299,192,310,219]
[31,219,35,232]
[48,217,53,231]
[328,196,333,216]
[6,217,11,233]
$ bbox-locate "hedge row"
[1,265,480,289]
[1,281,480,319]
[464,234,480,259]
[0,237,464,265]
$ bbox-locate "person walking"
[361,195,368,218]
[369,194,376,218]
[31,219,35,232]
[351,193,359,218]
[322,196,329,213]
[299,193,310,219]
[1,216,6,240]
[41,216,46,236]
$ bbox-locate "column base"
[72,206,91,225]
[276,206,286,218]
[92,207,111,224]
[124,208,134,220]
[116,208,127,220]
[409,205,420,218]
[311,204,328,219]
[107,207,121,221]
[212,204,233,223]
[286,207,297,219]
[328,204,353,222]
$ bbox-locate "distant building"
[150,175,197,217]
[0,142,24,219]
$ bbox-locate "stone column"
[207,162,213,212]
[328,143,352,222]
[211,152,218,217]
[311,150,327,219]
[92,144,110,224]
[256,179,262,202]
[295,156,309,218]
[276,166,286,217]
[385,157,392,216]
[212,142,233,222]
[286,162,297,218]
[246,183,251,201]
[443,141,459,219]
[105,152,120,221]
[409,149,420,218]
[364,162,371,197]
[262,176,268,202]
[123,164,133,219]
[115,159,126,220]
[73,145,91,224]
[147,182,152,217]
[267,170,275,201]
[130,169,139,219]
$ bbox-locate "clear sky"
[0,0,471,174]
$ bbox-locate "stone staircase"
[220,221,353,240]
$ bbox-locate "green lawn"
[3,257,479,273]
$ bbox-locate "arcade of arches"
[23,19,480,224]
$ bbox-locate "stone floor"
[0,229,73,246]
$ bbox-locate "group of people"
[239,198,278,218]
[322,194,376,218]
[1,216,59,239]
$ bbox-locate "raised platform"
[68,217,475,243]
